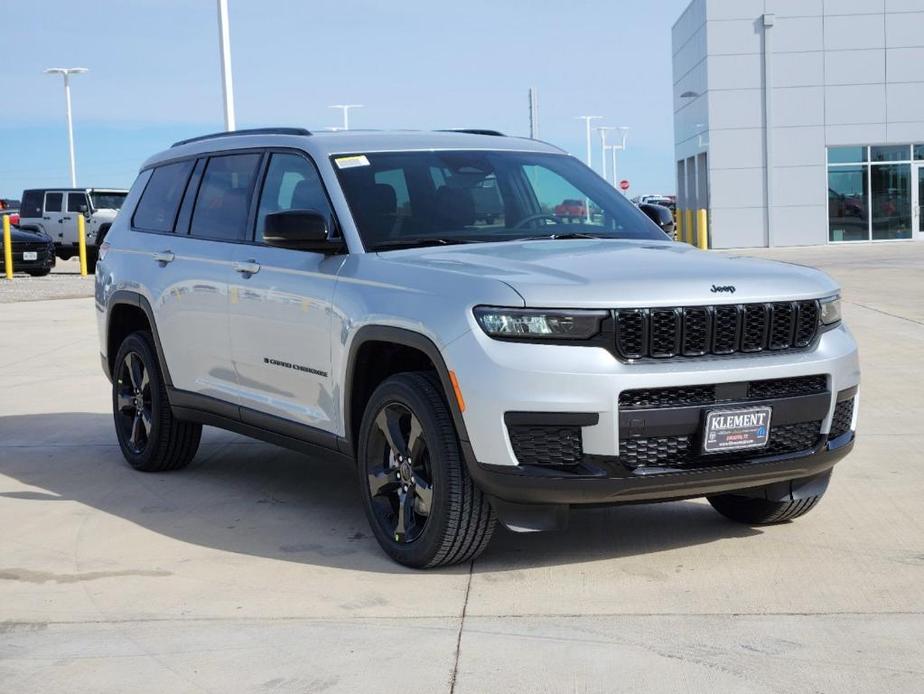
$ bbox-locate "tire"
[707,476,829,525]
[112,330,202,472]
[357,372,496,568]
[86,255,97,274]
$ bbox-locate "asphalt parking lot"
[1,243,922,693]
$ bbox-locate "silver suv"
[96,128,860,568]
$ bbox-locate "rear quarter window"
[132,160,195,232]
[20,191,43,217]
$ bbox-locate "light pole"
[610,126,630,191]
[45,67,88,187]
[575,115,602,170]
[596,126,621,184]
[216,0,236,131]
[329,104,363,130]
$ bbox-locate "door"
[42,191,66,241]
[914,164,924,240]
[228,151,345,432]
[134,156,257,405]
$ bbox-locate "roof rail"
[171,127,312,148]
[437,129,505,137]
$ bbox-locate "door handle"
[233,260,261,275]
[152,250,175,264]
[43,216,50,220]
[62,216,71,221]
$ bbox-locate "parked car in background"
[1,198,20,226]
[17,187,128,272]
[0,225,56,276]
[638,203,675,237]
[554,198,587,220]
[632,194,676,212]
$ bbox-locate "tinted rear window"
[133,160,194,232]
[20,191,42,217]
[189,153,261,241]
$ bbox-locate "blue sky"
[1,0,689,199]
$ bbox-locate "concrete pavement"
[1,243,922,693]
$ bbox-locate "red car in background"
[554,198,587,220]
[1,199,20,227]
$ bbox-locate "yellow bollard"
[684,209,694,245]
[696,208,709,250]
[2,214,12,280]
[77,214,88,277]
[675,210,682,241]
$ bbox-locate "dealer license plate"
[23,251,37,261]
[702,406,772,454]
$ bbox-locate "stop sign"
[619,179,630,191]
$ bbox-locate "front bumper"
[444,322,860,508]
[465,433,854,507]
[4,246,56,272]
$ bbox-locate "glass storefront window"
[828,146,867,164]
[914,145,924,160]
[870,145,911,162]
[870,164,912,240]
[828,166,869,242]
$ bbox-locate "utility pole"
[216,0,236,131]
[329,104,363,130]
[44,67,88,187]
[528,88,539,139]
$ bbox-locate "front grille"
[620,421,822,469]
[619,375,827,410]
[746,375,827,400]
[508,425,582,466]
[829,398,854,439]
[613,300,820,360]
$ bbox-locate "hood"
[5,226,52,244]
[376,239,839,307]
[91,208,119,220]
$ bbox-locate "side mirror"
[263,209,344,253]
[639,203,675,238]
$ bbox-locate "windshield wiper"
[371,237,476,251]
[514,232,609,241]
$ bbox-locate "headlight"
[473,306,607,341]
[820,295,842,325]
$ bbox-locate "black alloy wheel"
[366,402,434,544]
[116,351,153,454]
[357,372,496,568]
[111,330,201,472]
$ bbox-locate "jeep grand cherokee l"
[95,128,859,568]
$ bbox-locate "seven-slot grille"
[614,301,820,360]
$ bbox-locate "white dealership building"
[673,0,924,247]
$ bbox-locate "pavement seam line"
[448,560,474,694]
[846,300,924,327]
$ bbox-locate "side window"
[255,153,332,241]
[67,192,88,213]
[45,192,63,213]
[21,191,43,217]
[190,153,262,241]
[133,160,194,232]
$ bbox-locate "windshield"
[333,150,666,250]
[90,192,127,210]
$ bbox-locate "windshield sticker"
[335,155,370,169]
